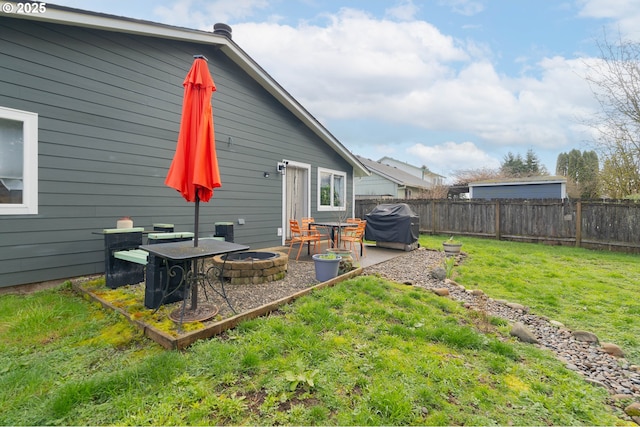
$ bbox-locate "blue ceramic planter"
[312,254,342,282]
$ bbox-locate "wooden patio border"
[73,267,363,350]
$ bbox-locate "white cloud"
[153,0,206,28]
[230,7,603,174]
[154,0,268,29]
[385,0,420,21]
[407,141,500,177]
[372,143,398,157]
[237,18,597,143]
[233,9,469,109]
[438,0,486,16]
[204,0,269,24]
[577,0,640,40]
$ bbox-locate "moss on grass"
[78,277,206,337]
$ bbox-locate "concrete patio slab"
[273,243,410,267]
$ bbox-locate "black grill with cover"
[365,203,420,251]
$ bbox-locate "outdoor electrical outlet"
[238,218,245,225]
[277,227,282,236]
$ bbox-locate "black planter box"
[104,229,144,289]
[143,233,193,309]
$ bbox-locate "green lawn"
[419,234,640,365]
[0,237,637,425]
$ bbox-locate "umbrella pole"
[194,193,200,247]
[191,192,200,309]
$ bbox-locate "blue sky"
[51,0,640,180]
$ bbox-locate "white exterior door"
[283,161,311,241]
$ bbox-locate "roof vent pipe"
[213,23,232,39]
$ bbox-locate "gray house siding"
[471,183,563,199]
[0,16,353,288]
[354,174,397,198]
[354,156,432,199]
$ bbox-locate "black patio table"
[308,221,358,254]
[139,238,249,320]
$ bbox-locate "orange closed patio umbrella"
[165,55,221,247]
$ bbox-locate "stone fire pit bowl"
[210,251,288,285]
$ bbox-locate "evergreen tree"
[556,152,569,176]
[555,149,600,198]
[501,150,548,177]
[500,152,525,177]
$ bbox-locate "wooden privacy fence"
[355,199,640,253]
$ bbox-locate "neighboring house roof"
[356,156,434,190]
[378,156,445,179]
[18,3,369,177]
[469,176,567,187]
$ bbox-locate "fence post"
[575,201,582,247]
[495,200,501,240]
[431,200,437,234]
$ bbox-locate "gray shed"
[469,176,567,200]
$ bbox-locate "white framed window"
[0,106,38,215]
[318,167,346,211]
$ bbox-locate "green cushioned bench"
[147,231,195,240]
[103,225,189,289]
[103,227,146,288]
[114,248,149,265]
[112,232,195,266]
[102,227,145,234]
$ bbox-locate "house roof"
[14,3,369,177]
[469,176,567,187]
[356,156,434,190]
[378,156,445,179]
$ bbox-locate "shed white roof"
[469,176,567,187]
